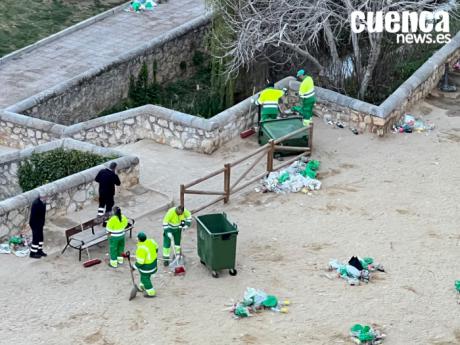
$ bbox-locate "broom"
[167,232,186,276]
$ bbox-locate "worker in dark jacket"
[95,162,121,216]
[29,195,47,259]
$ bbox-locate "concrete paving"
[117,137,265,210]
[0,0,206,109]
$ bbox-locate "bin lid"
[260,117,305,140]
[194,213,238,236]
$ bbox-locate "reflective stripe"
[139,267,157,274]
[108,231,125,237]
[261,104,279,108]
[300,90,315,98]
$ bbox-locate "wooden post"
[266,140,275,172]
[180,184,185,207]
[308,123,313,153]
[224,163,231,203]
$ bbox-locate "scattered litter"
[126,0,157,13]
[1,236,30,257]
[229,287,290,319]
[0,243,11,254]
[455,280,460,293]
[350,324,386,344]
[13,246,30,257]
[328,256,385,285]
[350,127,359,135]
[392,114,435,134]
[261,160,321,193]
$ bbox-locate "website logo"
[351,11,451,44]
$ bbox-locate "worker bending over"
[134,232,158,298]
[162,205,192,266]
[106,206,128,268]
[292,69,316,125]
[256,82,285,121]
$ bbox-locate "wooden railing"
[181,124,313,214]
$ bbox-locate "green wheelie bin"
[258,116,309,156]
[195,212,238,278]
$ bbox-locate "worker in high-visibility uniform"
[256,82,285,122]
[292,69,316,125]
[106,206,128,268]
[162,205,192,266]
[134,232,158,298]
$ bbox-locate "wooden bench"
[61,216,135,261]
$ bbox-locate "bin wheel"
[212,271,219,278]
[229,269,237,276]
[200,260,206,266]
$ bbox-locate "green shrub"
[18,148,116,192]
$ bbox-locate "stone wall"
[64,100,258,154]
[7,14,211,126]
[2,33,459,155]
[0,153,21,200]
[0,139,139,238]
[0,111,64,149]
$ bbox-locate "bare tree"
[207,0,458,100]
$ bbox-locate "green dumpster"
[258,116,309,155]
[195,212,238,278]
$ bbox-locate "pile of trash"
[261,160,321,193]
[328,256,385,286]
[392,114,435,134]
[126,0,157,12]
[350,324,386,344]
[0,235,30,257]
[230,288,290,319]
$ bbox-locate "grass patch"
[0,0,127,57]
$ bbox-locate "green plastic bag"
[9,236,23,245]
[360,257,374,269]
[301,160,320,178]
[350,324,375,342]
[278,172,290,183]
[262,295,278,308]
[455,280,460,293]
[234,305,250,317]
[307,160,320,171]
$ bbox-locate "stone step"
[429,87,460,99]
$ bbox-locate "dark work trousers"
[30,226,44,253]
[98,194,115,216]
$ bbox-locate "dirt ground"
[1,97,460,345]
